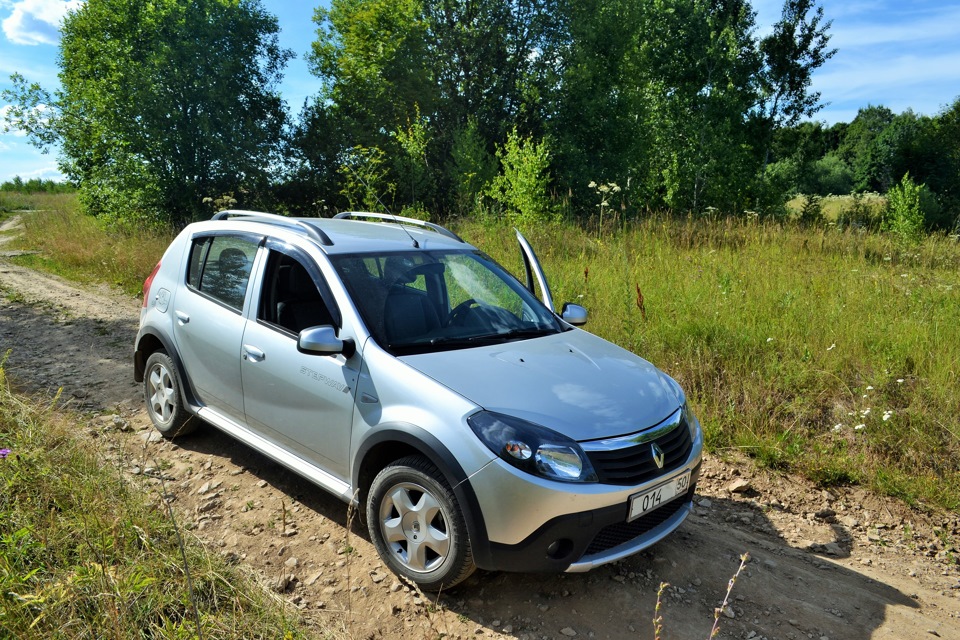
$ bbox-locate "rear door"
[172,233,261,421]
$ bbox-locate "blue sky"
[1,0,958,183]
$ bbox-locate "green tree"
[391,104,434,213]
[308,0,432,153]
[758,0,835,130]
[304,0,564,215]
[929,97,960,227]
[3,0,291,225]
[549,0,833,215]
[837,105,895,192]
[449,117,499,215]
[338,146,396,211]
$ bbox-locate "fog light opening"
[546,538,574,560]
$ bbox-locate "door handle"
[175,310,190,324]
[242,344,265,362]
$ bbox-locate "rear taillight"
[142,260,162,308]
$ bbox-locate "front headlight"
[467,411,598,483]
[682,400,701,441]
[660,371,700,441]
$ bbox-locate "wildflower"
[865,385,874,391]
[766,337,774,343]
[832,424,843,432]
[882,410,894,421]
[854,424,865,430]
[861,408,871,417]
[635,283,647,322]
[0,448,10,459]
[896,378,905,384]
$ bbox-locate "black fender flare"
[134,328,202,412]
[354,424,496,570]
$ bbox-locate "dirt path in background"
[1,227,958,639]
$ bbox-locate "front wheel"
[143,350,196,438]
[367,456,476,591]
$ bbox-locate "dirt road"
[1,234,958,639]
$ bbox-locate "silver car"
[134,210,703,590]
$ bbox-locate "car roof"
[205,210,475,255]
[299,217,471,255]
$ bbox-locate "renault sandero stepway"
[134,210,703,590]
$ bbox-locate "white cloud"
[2,0,82,46]
[815,52,960,102]
[830,6,960,49]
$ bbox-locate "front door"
[240,246,358,478]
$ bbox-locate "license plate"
[628,471,691,521]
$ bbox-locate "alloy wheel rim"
[147,363,176,425]
[379,481,450,573]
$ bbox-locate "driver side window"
[257,251,334,335]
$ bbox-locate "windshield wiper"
[435,327,557,345]
[496,327,559,340]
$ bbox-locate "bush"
[884,173,925,243]
[487,128,556,225]
[797,194,823,225]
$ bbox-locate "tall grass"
[1,191,79,215]
[6,194,174,296]
[7,198,960,511]
[0,362,310,638]
[458,217,960,510]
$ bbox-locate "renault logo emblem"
[651,443,665,469]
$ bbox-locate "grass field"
[6,194,960,512]
[459,217,960,510]
[1,193,173,296]
[785,192,887,222]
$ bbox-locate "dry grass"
[7,194,174,296]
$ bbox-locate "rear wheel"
[367,455,476,591]
[144,351,196,438]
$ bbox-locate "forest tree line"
[3,0,958,232]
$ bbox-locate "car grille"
[583,413,693,486]
[584,487,693,556]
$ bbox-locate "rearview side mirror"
[561,303,588,326]
[298,325,356,358]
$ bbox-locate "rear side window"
[186,236,259,310]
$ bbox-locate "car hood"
[399,329,681,441]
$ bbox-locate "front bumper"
[475,462,701,573]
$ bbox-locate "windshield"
[331,250,565,354]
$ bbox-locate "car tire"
[143,350,197,438]
[367,455,476,591]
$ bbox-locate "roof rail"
[212,210,333,246]
[333,211,464,243]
